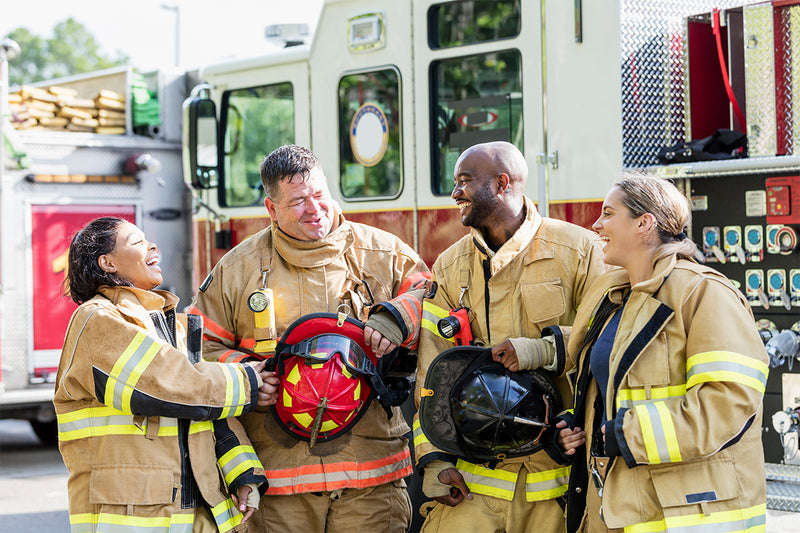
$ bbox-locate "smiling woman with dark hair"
[54,217,279,533]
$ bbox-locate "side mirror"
[183,96,218,189]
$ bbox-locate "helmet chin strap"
[309,397,329,447]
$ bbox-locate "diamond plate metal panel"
[744,3,777,156]
[767,463,800,512]
[775,4,800,155]
[620,0,752,168]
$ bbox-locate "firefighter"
[189,145,428,533]
[55,217,277,533]
[556,172,768,532]
[366,141,608,533]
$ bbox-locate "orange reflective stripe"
[238,338,256,350]
[188,306,235,343]
[397,294,421,323]
[398,272,431,295]
[264,449,412,495]
[219,350,248,363]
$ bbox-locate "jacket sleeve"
[80,305,261,420]
[606,277,769,467]
[214,417,268,494]
[364,246,430,348]
[189,264,257,364]
[412,264,462,469]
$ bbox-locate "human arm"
[213,417,267,520]
[491,336,560,372]
[66,304,262,420]
[423,461,473,506]
[556,419,586,456]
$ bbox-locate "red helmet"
[271,313,378,445]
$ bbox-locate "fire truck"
[0,63,193,444]
[181,0,800,515]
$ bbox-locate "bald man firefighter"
[189,145,429,533]
[365,141,608,533]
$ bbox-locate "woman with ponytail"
[556,172,768,532]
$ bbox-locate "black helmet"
[419,346,561,462]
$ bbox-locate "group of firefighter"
[54,141,769,533]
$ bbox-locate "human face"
[264,165,334,241]
[452,151,501,229]
[99,222,162,290]
[592,186,645,268]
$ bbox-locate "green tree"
[7,18,129,86]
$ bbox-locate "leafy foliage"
[6,18,129,86]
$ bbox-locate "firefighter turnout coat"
[54,286,267,533]
[564,254,768,532]
[412,197,607,505]
[189,211,428,496]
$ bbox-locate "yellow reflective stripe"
[455,459,516,501]
[525,466,571,501]
[219,444,262,485]
[105,332,162,413]
[635,402,682,464]
[189,420,213,434]
[616,385,687,410]
[624,502,766,533]
[686,351,769,394]
[211,498,243,532]
[219,364,247,418]
[413,418,430,448]
[57,407,178,441]
[69,510,194,532]
[421,301,455,342]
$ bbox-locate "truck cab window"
[428,0,521,49]
[430,49,523,195]
[220,83,294,207]
[337,68,402,200]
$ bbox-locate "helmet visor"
[284,334,376,376]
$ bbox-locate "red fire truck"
[0,64,193,443]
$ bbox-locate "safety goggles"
[281,334,377,377]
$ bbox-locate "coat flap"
[651,458,742,508]
[89,464,175,505]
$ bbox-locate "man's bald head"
[456,141,528,194]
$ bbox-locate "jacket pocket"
[521,281,566,326]
[89,464,175,505]
[650,458,742,509]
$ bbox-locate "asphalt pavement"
[0,418,797,532]
[0,419,69,532]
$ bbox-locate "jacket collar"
[471,195,541,275]
[271,210,354,268]
[96,286,178,326]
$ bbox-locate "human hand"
[231,484,257,523]
[491,340,520,372]
[257,371,280,406]
[363,325,397,358]
[556,419,586,455]
[433,468,472,507]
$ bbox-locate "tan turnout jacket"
[189,212,428,495]
[55,286,266,533]
[564,255,768,532]
[411,197,607,502]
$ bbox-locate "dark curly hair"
[259,144,321,200]
[65,217,133,304]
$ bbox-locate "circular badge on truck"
[349,103,389,167]
[248,290,270,313]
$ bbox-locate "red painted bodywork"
[192,201,602,284]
